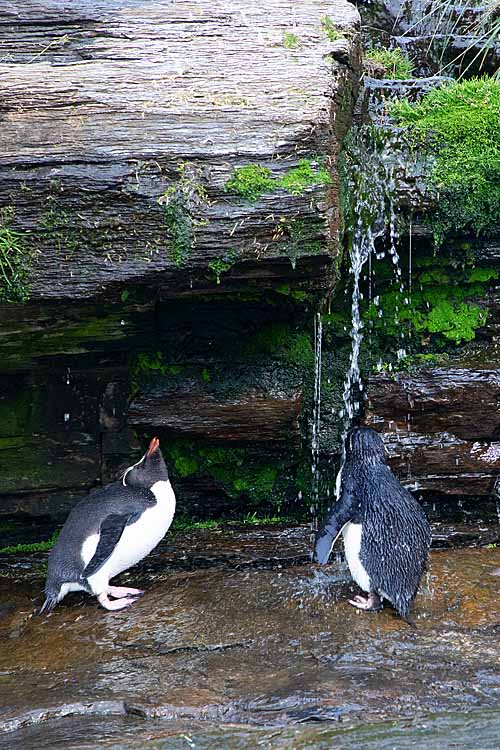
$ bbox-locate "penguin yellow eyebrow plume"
[40,437,176,613]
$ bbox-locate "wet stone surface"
[0,526,499,748]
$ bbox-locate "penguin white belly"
[87,480,175,594]
[342,522,371,593]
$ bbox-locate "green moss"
[466,267,499,283]
[224,165,275,200]
[159,165,207,265]
[0,387,33,437]
[274,284,310,302]
[161,189,193,266]
[163,439,283,505]
[320,16,345,42]
[0,207,30,303]
[364,259,494,347]
[224,159,331,201]
[322,310,351,338]
[201,368,211,383]
[365,47,414,79]
[389,77,500,240]
[171,512,298,532]
[171,517,220,532]
[130,351,167,394]
[0,530,59,555]
[247,323,314,366]
[391,353,448,372]
[168,444,200,477]
[279,159,331,196]
[283,32,300,49]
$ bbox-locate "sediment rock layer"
[0,0,362,516]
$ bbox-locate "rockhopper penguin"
[41,437,175,613]
[313,426,431,622]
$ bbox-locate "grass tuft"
[365,47,414,79]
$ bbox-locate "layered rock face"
[0,1,361,517]
[366,360,500,495]
[354,3,500,501]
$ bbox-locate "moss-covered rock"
[390,77,500,243]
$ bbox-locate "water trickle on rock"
[311,311,323,522]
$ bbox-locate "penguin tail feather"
[39,592,59,616]
[402,614,417,629]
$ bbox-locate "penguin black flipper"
[83,512,142,578]
[313,473,358,564]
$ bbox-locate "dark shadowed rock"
[366,361,500,495]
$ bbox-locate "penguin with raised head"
[313,426,431,622]
[41,437,175,613]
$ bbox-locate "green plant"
[365,47,414,79]
[390,77,500,241]
[247,323,314,366]
[163,439,283,505]
[208,257,233,284]
[0,530,59,554]
[321,16,344,42]
[0,208,30,303]
[159,165,207,265]
[274,283,310,302]
[283,31,300,49]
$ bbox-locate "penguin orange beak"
[146,437,160,457]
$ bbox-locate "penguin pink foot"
[108,586,144,598]
[98,592,136,611]
[348,593,383,612]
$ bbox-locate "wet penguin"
[313,426,431,622]
[41,437,175,613]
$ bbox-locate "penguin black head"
[346,426,386,465]
[123,437,169,489]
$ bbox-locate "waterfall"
[339,126,404,440]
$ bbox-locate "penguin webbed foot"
[97,592,137,611]
[348,593,383,612]
[108,585,144,599]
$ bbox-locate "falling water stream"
[311,311,323,515]
[339,127,405,440]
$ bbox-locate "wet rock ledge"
[0,527,499,748]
